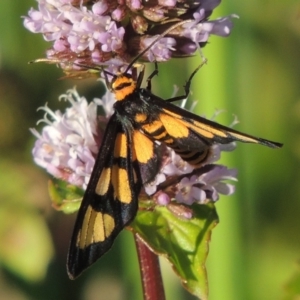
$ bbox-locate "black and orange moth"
[66,59,282,278]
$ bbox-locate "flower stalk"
[134,234,166,300]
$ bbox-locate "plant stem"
[134,234,166,300]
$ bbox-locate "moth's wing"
[138,91,282,167]
[157,97,282,148]
[67,113,141,279]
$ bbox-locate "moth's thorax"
[112,74,137,101]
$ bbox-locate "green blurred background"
[0,0,299,299]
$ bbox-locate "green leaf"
[48,178,83,214]
[131,202,218,299]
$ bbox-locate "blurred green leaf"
[48,178,83,214]
[0,160,54,282]
[0,203,54,282]
[283,262,300,300]
[131,202,218,299]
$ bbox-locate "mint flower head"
[23,0,237,72]
[31,87,237,207]
[30,88,114,189]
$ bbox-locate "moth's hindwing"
[67,113,141,279]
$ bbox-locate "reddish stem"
[134,234,166,300]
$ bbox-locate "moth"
[66,59,282,278]
[66,25,282,279]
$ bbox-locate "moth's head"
[111,73,137,101]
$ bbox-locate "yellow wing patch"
[191,120,226,138]
[77,205,115,249]
[111,165,132,204]
[95,167,111,196]
[163,108,225,139]
[228,132,261,144]
[162,108,260,141]
[162,109,181,119]
[114,133,128,158]
[159,113,189,138]
[133,130,155,164]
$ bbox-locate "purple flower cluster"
[24,0,236,72]
[31,88,237,206]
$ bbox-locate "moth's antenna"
[124,19,193,74]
